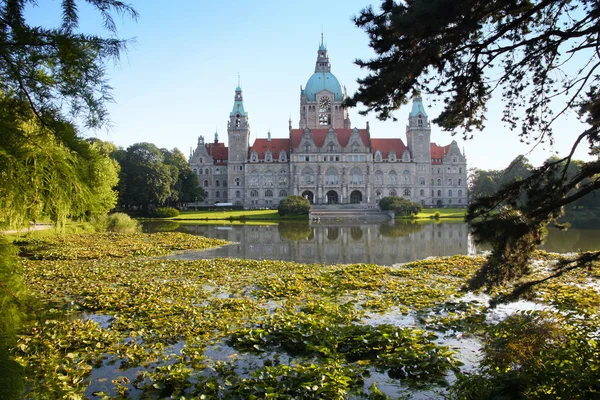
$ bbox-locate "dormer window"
[327,142,335,152]
[389,151,396,162]
[304,143,311,153]
[279,150,286,162]
[351,141,359,152]
[374,151,382,162]
[265,151,272,162]
[250,151,258,163]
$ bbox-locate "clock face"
[319,96,331,112]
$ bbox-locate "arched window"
[458,190,463,197]
[250,190,259,197]
[236,190,241,198]
[350,167,362,184]
[375,189,383,199]
[437,190,442,196]
[223,180,227,187]
[203,180,209,187]
[205,168,209,175]
[265,151,272,162]
[304,143,311,153]
[250,151,258,162]
[193,168,197,174]
[390,189,397,196]
[279,190,287,197]
[389,151,396,162]
[418,117,423,127]
[436,178,441,186]
[458,179,462,185]
[235,178,240,187]
[351,141,359,152]
[265,189,273,197]
[279,150,286,162]
[402,151,410,162]
[459,167,463,173]
[215,180,220,187]
[448,178,452,185]
[420,189,424,196]
[419,177,425,185]
[374,171,383,185]
[327,142,335,152]
[199,169,202,175]
[403,188,411,196]
[448,190,453,196]
[389,170,398,185]
[374,151,382,162]
[215,191,220,198]
[302,167,314,185]
[325,167,339,185]
[402,170,411,184]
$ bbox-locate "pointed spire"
[410,95,428,117]
[230,84,246,117]
[267,130,271,141]
[315,34,330,73]
[214,130,219,143]
[237,73,241,90]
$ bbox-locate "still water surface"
[143,220,600,265]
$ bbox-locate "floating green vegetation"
[7,233,600,399]
[16,232,230,260]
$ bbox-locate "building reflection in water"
[158,220,471,265]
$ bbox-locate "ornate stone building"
[189,40,468,208]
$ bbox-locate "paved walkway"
[1,223,54,234]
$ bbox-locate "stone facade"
[189,41,468,208]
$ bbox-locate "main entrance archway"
[302,190,314,204]
[326,190,339,204]
[350,190,362,204]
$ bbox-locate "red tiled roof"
[430,143,451,164]
[248,138,290,161]
[371,138,406,159]
[290,128,369,149]
[207,142,228,164]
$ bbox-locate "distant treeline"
[469,156,600,228]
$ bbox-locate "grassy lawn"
[175,209,281,220]
[412,208,467,220]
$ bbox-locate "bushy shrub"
[378,196,422,216]
[151,207,180,218]
[91,213,139,233]
[278,196,311,217]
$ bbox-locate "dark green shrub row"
[379,196,423,216]
[151,207,180,218]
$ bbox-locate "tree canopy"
[349,0,600,296]
[0,1,137,228]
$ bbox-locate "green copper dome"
[303,72,343,101]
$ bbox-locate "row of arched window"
[203,179,228,188]
[249,190,288,198]
[250,150,287,163]
[431,190,464,197]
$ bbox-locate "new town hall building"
[189,41,468,208]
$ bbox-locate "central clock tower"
[299,37,351,129]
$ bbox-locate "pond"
[142,220,600,265]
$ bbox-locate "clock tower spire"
[227,84,250,204]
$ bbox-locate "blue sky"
[26,0,593,170]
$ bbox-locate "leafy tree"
[118,143,175,212]
[378,196,422,216]
[162,148,205,206]
[278,196,311,217]
[0,104,119,229]
[0,1,136,228]
[349,0,600,296]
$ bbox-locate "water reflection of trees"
[378,222,423,238]
[142,221,180,233]
[278,222,312,241]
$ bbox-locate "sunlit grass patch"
[176,209,281,220]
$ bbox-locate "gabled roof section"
[206,142,228,164]
[371,138,407,159]
[430,143,451,164]
[249,138,290,161]
[290,128,369,149]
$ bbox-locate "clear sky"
[25,0,593,170]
